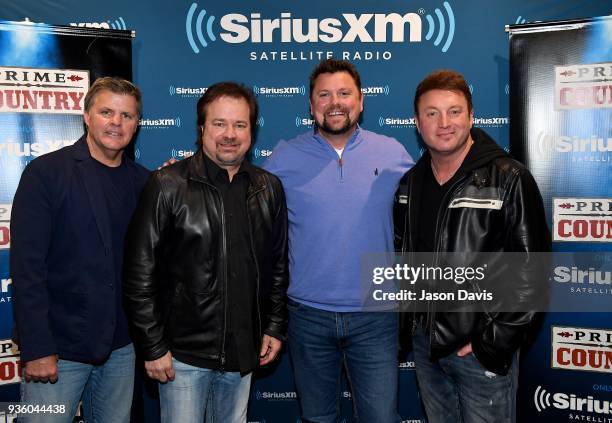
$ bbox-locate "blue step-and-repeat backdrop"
[1,1,611,422]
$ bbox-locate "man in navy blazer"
[10,77,149,423]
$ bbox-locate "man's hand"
[456,343,473,357]
[259,335,282,366]
[24,355,58,383]
[157,158,178,170]
[145,351,175,383]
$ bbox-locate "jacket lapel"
[409,155,428,250]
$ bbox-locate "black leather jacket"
[394,128,551,375]
[123,152,288,369]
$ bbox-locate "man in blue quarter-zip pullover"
[264,59,414,423]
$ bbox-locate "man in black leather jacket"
[123,82,288,423]
[394,70,550,423]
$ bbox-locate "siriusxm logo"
[70,17,127,30]
[253,148,272,158]
[255,390,297,401]
[295,117,314,128]
[169,85,208,97]
[0,140,75,157]
[554,266,611,285]
[256,116,265,127]
[185,2,455,53]
[534,386,612,414]
[536,132,612,156]
[171,149,195,159]
[398,361,415,369]
[473,116,509,128]
[139,117,182,128]
[253,85,306,97]
[362,85,390,96]
[378,116,416,127]
[135,148,141,159]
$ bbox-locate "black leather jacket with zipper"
[393,128,551,375]
[123,151,288,371]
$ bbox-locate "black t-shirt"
[93,158,135,350]
[416,163,457,252]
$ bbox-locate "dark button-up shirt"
[201,153,257,372]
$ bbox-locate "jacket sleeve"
[122,172,172,361]
[472,168,551,375]
[261,175,289,341]
[393,179,409,253]
[10,163,57,362]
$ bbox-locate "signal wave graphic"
[295,117,314,127]
[424,2,455,53]
[533,386,551,412]
[186,3,217,53]
[536,131,553,156]
[108,17,127,30]
[254,148,268,158]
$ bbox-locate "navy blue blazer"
[10,136,149,363]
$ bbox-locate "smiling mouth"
[326,107,348,117]
[218,142,238,149]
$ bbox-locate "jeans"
[412,327,519,423]
[19,343,135,423]
[159,357,252,423]
[288,300,400,423]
